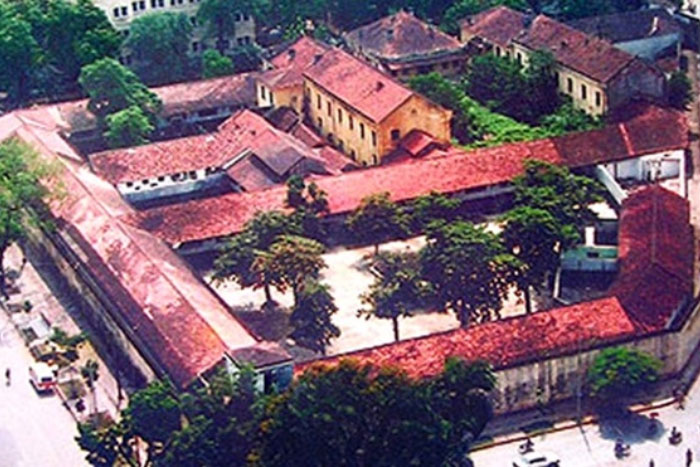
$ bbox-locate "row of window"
[192,36,251,52]
[319,127,378,166]
[564,76,602,107]
[390,60,462,78]
[113,1,252,19]
[313,92,378,147]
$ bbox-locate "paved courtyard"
[209,235,546,356]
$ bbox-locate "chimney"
[387,28,394,39]
[376,81,384,91]
[313,53,323,64]
[560,39,568,48]
[288,48,296,61]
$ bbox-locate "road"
[0,310,87,467]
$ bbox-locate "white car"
[29,363,56,393]
[512,451,561,467]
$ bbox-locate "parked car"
[512,451,561,467]
[29,363,56,393]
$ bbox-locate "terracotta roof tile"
[514,15,637,83]
[259,36,329,90]
[296,297,636,378]
[460,6,528,48]
[346,11,463,59]
[303,48,415,123]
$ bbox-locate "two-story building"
[93,0,255,62]
[461,7,666,116]
[344,10,468,79]
[303,47,452,166]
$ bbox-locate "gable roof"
[125,104,687,245]
[303,47,415,123]
[460,5,529,48]
[514,15,638,83]
[89,109,351,190]
[610,185,693,331]
[0,108,261,388]
[259,36,329,91]
[346,11,463,60]
[568,8,681,44]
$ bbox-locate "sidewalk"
[1,244,126,421]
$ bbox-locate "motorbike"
[669,428,682,445]
[518,439,534,455]
[614,440,630,459]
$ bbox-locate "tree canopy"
[0,4,42,105]
[587,347,661,405]
[104,105,154,148]
[79,58,162,125]
[289,279,340,354]
[668,71,692,110]
[420,221,513,326]
[124,12,193,85]
[345,192,408,254]
[202,49,235,78]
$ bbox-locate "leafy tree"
[466,53,527,119]
[523,49,560,122]
[76,419,137,467]
[252,234,326,304]
[104,105,154,148]
[410,191,460,232]
[420,221,513,326]
[668,70,692,110]
[124,12,192,85]
[256,358,495,466]
[501,206,577,313]
[24,0,122,85]
[358,251,426,342]
[198,0,268,54]
[81,359,100,389]
[228,43,264,72]
[540,101,601,134]
[123,380,181,462]
[0,6,41,105]
[289,279,340,354]
[345,192,409,255]
[513,159,604,232]
[587,347,661,406]
[213,211,301,303]
[559,0,647,20]
[79,58,162,125]
[202,49,235,78]
[0,140,54,298]
[285,175,329,242]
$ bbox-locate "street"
[0,310,87,467]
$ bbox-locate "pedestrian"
[687,448,693,467]
[649,460,654,467]
[5,367,10,386]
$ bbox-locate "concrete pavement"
[0,310,87,467]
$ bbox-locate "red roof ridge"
[618,121,635,156]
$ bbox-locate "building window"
[260,86,266,100]
[350,150,356,160]
[270,93,274,105]
[317,117,322,130]
[349,115,354,130]
[517,52,522,64]
[235,13,242,21]
[327,101,331,117]
[192,41,199,52]
[190,16,197,26]
[371,131,377,147]
[113,7,120,17]
[595,91,602,107]
[360,123,365,139]
[495,47,500,57]
[317,94,321,109]
[337,108,342,123]
[567,77,573,93]
[338,140,344,151]
[372,154,378,165]
[391,129,400,141]
[581,84,587,100]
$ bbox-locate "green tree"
[198,0,267,54]
[0,140,54,298]
[79,58,162,125]
[559,0,647,20]
[252,235,326,304]
[104,105,154,148]
[124,12,193,85]
[587,347,662,406]
[345,192,409,255]
[202,49,235,78]
[523,49,560,122]
[0,5,41,106]
[501,206,578,313]
[540,101,601,134]
[513,159,604,232]
[289,279,340,354]
[358,251,426,342]
[76,419,137,467]
[466,53,527,118]
[213,211,301,303]
[285,176,329,242]
[420,221,512,326]
[668,70,692,110]
[123,380,181,463]
[409,191,460,232]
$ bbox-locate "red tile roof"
[259,36,329,90]
[90,109,352,190]
[126,138,563,244]
[57,73,257,133]
[346,11,463,60]
[460,6,528,48]
[296,297,636,378]
[126,104,687,245]
[0,108,261,388]
[514,15,637,83]
[610,185,693,331]
[303,47,415,123]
